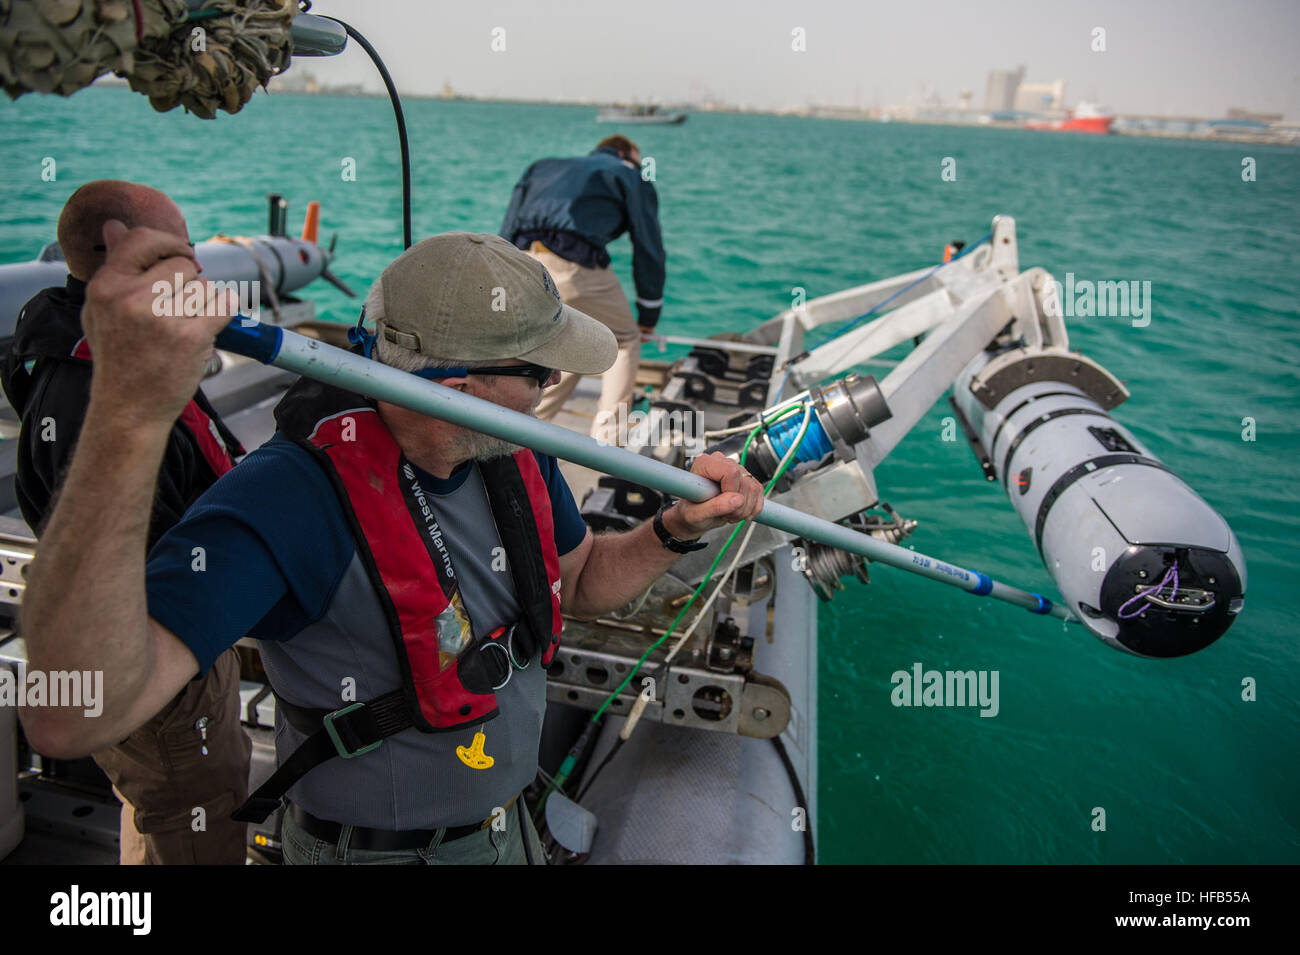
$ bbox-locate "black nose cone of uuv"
[1093,545,1244,658]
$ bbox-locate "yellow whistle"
[456,730,494,770]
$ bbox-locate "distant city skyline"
[305,0,1299,119]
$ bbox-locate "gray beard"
[453,392,539,462]
[463,431,523,462]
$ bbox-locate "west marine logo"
[403,463,456,581]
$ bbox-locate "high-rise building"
[984,66,1024,111]
[984,67,1066,114]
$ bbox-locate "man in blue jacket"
[501,135,666,445]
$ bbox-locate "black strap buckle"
[322,703,384,759]
[233,692,412,825]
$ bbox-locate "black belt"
[287,797,517,852]
[515,229,609,269]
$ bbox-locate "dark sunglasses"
[412,363,554,386]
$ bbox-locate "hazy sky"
[304,0,1300,118]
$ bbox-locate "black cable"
[772,735,815,865]
[321,16,413,249]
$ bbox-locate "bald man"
[0,181,251,864]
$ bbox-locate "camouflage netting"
[0,0,185,97]
[0,0,296,118]
[127,0,296,118]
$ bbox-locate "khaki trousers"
[526,244,640,445]
[91,649,251,864]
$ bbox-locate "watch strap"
[652,502,708,554]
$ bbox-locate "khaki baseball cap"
[377,232,617,374]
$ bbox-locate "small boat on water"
[1025,101,1114,134]
[597,104,688,125]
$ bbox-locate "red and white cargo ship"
[1026,102,1114,134]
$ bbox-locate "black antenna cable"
[319,12,413,249]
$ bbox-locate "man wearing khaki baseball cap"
[20,229,765,866]
[374,232,618,377]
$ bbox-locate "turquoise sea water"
[2,88,1298,864]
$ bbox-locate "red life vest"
[69,336,240,478]
[235,377,565,822]
[287,382,563,728]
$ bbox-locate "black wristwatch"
[652,501,708,554]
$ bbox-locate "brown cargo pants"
[526,243,642,446]
[91,648,251,864]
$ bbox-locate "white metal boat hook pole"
[217,321,1077,623]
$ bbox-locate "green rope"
[540,403,813,809]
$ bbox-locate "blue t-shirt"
[145,434,589,675]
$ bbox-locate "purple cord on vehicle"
[1117,563,1180,619]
